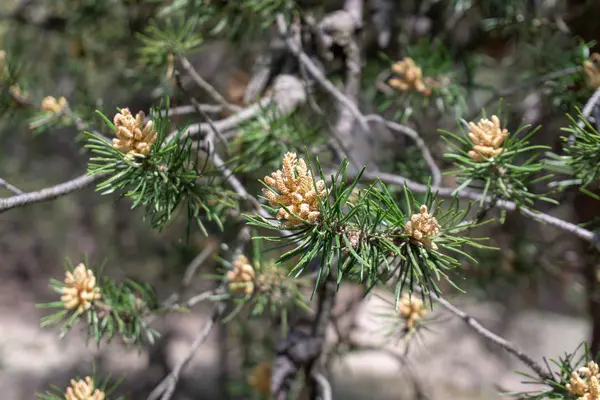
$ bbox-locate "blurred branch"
[178,56,241,113]
[147,291,227,400]
[0,177,24,195]
[0,173,102,213]
[276,14,369,132]
[312,371,333,400]
[172,74,306,141]
[425,289,554,382]
[365,115,442,187]
[161,104,225,117]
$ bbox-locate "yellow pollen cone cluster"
[405,205,441,250]
[567,361,600,400]
[226,254,255,295]
[65,376,105,400]
[113,108,157,156]
[389,57,430,95]
[262,152,326,227]
[61,263,101,313]
[467,115,508,162]
[398,293,428,329]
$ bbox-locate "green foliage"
[85,99,233,232]
[441,112,555,209]
[246,156,493,304]
[37,259,160,348]
[148,0,299,43]
[546,110,600,198]
[137,16,204,69]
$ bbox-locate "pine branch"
[0,177,24,195]
[0,173,102,213]
[365,115,442,187]
[356,169,599,249]
[146,292,226,400]
[178,55,241,114]
[425,289,554,382]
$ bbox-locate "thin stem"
[0,177,24,195]
[427,290,553,382]
[178,55,241,114]
[0,173,102,213]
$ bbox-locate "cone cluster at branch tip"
[405,205,441,250]
[112,108,157,156]
[389,57,431,96]
[467,115,508,162]
[263,152,326,227]
[398,293,428,329]
[65,376,105,400]
[584,53,600,89]
[226,254,255,295]
[61,263,101,313]
[248,361,272,397]
[567,361,600,400]
[40,96,68,113]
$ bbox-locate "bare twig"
[0,173,102,213]
[173,68,230,154]
[312,371,333,400]
[365,114,442,187]
[427,290,553,382]
[160,241,220,309]
[170,73,307,142]
[161,104,225,117]
[147,295,227,400]
[0,177,24,195]
[178,56,241,114]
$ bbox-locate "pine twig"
[0,173,102,213]
[146,293,227,400]
[355,170,600,249]
[426,290,554,382]
[0,177,24,195]
[178,55,241,114]
[365,115,442,187]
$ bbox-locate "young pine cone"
[112,108,157,156]
[60,263,102,313]
[405,205,441,250]
[226,255,255,295]
[388,57,431,96]
[40,96,68,113]
[262,152,326,227]
[467,115,508,162]
[567,361,600,400]
[65,376,105,400]
[398,293,428,329]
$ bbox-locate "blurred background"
[1,0,600,399]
